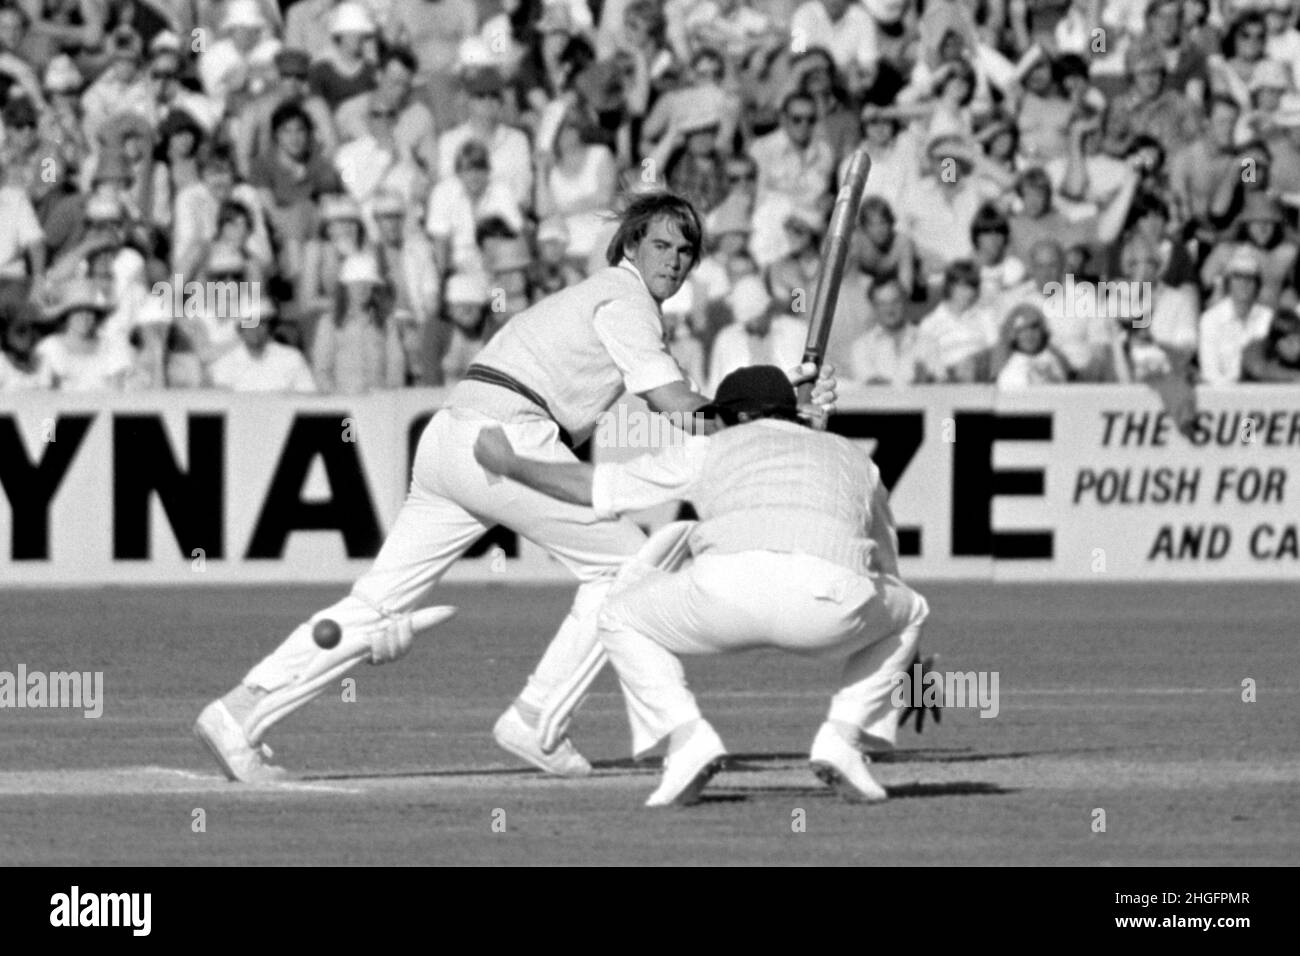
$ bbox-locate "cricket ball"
[312,618,342,649]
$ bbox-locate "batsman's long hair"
[604,190,703,270]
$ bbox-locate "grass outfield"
[0,582,1297,866]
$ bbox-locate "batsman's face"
[628,217,694,303]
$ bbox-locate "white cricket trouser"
[243,406,647,740]
[597,550,929,757]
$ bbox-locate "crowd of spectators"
[2,0,1300,395]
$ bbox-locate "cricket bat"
[797,148,873,405]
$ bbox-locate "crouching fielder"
[473,365,930,807]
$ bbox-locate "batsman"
[194,189,839,782]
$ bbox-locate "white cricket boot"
[194,699,288,783]
[493,705,592,777]
[645,719,727,808]
[810,722,887,803]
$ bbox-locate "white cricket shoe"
[810,723,887,803]
[645,720,727,808]
[493,706,592,777]
[194,700,288,783]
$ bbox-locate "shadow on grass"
[699,780,1016,803]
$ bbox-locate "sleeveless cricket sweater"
[447,265,666,446]
[689,421,881,576]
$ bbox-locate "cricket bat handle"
[797,148,872,405]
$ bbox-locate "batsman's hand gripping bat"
[796,148,873,411]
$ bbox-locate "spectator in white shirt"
[748,91,836,264]
[994,303,1071,389]
[970,202,1025,304]
[1000,238,1110,377]
[1119,234,1200,365]
[1198,245,1275,384]
[901,133,1003,286]
[35,278,132,392]
[917,259,999,382]
[1265,0,1300,80]
[789,0,880,90]
[851,106,922,213]
[848,277,929,386]
[437,68,533,211]
[707,275,806,394]
[425,139,524,275]
[198,0,281,113]
[210,314,319,392]
[0,182,44,308]
[334,91,427,210]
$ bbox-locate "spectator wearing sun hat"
[197,0,281,112]
[370,189,441,380]
[1102,35,1205,159]
[307,2,379,111]
[44,191,153,361]
[482,233,532,331]
[658,103,730,215]
[439,268,492,384]
[34,277,132,392]
[284,0,338,61]
[1237,56,1295,145]
[312,249,407,392]
[765,204,826,314]
[295,192,371,338]
[1201,194,1298,308]
[39,55,89,166]
[80,26,154,147]
[693,195,753,305]
[1199,244,1275,385]
[144,31,223,133]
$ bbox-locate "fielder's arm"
[475,427,595,506]
[474,426,704,516]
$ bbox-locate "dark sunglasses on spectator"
[370,108,398,119]
[786,112,816,125]
[728,170,756,183]
[151,69,177,80]
[1241,29,1266,40]
[9,120,36,130]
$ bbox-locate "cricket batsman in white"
[195,191,837,782]
[472,364,931,807]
